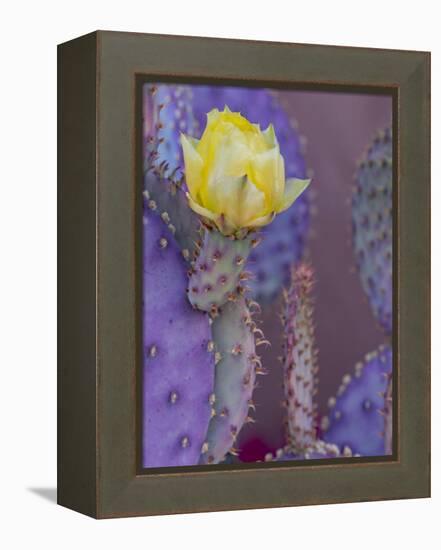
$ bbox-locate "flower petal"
[188,193,239,235]
[249,145,285,207]
[243,211,276,229]
[181,106,306,236]
[180,134,204,199]
[200,128,249,210]
[227,177,267,228]
[276,177,311,213]
[187,193,219,223]
[262,124,278,148]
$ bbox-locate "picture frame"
[58,30,430,518]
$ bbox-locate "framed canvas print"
[58,31,430,518]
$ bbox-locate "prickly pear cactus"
[142,200,215,468]
[248,200,310,303]
[265,440,340,462]
[143,83,311,303]
[200,297,264,464]
[187,229,258,313]
[143,172,201,260]
[281,264,319,452]
[143,84,201,258]
[265,264,340,463]
[143,84,198,181]
[322,344,393,457]
[352,128,392,334]
[188,85,311,303]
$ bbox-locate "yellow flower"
[180,107,310,236]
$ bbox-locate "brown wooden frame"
[58,30,430,518]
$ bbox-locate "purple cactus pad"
[322,345,393,457]
[352,128,392,334]
[142,204,215,468]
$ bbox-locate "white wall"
[0,1,438,548]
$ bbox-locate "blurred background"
[237,90,392,459]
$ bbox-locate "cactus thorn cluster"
[187,229,258,313]
[263,263,340,462]
[281,263,320,453]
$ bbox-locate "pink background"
[239,90,392,459]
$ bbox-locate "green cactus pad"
[200,297,263,464]
[188,229,259,314]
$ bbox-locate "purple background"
[238,90,392,459]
